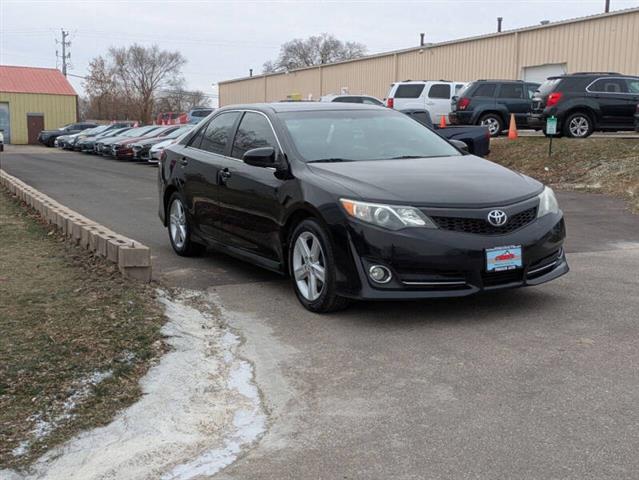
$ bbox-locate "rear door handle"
[218,168,232,184]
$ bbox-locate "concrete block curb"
[1,168,152,283]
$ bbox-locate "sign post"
[546,116,557,157]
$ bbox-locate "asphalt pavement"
[2,145,639,479]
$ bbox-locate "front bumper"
[339,211,567,300]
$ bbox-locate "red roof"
[0,65,77,96]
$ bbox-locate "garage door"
[522,63,567,84]
[0,103,10,144]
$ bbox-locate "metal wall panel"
[0,92,77,144]
[219,9,639,105]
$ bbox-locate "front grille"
[432,207,537,235]
[482,269,523,287]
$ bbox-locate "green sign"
[546,116,557,135]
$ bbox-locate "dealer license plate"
[486,246,522,272]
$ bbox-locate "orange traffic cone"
[439,115,447,128]
[508,113,518,139]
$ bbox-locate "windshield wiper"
[307,158,356,163]
[388,155,425,159]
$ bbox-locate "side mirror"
[243,147,277,168]
[449,139,469,154]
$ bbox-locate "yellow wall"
[219,8,639,105]
[0,92,77,144]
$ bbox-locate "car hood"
[307,155,542,207]
[114,135,160,145]
[134,137,166,147]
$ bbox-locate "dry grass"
[0,188,166,469]
[487,137,639,211]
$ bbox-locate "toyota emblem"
[487,210,508,227]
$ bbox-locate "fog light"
[368,265,392,284]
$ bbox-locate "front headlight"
[340,199,437,230]
[537,186,559,217]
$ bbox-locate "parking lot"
[2,144,639,478]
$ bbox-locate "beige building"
[219,7,639,106]
[0,65,78,145]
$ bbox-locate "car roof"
[548,73,637,80]
[218,102,386,113]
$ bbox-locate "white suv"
[386,80,467,122]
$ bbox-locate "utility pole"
[605,0,610,13]
[56,28,71,76]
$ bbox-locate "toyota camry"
[158,103,568,313]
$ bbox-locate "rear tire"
[167,193,206,257]
[289,219,350,313]
[479,113,504,137]
[563,112,594,138]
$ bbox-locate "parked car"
[187,107,214,124]
[132,125,194,161]
[107,126,172,159]
[385,80,467,122]
[401,109,490,156]
[528,72,639,138]
[37,122,98,147]
[449,80,540,137]
[95,126,161,155]
[148,126,194,163]
[158,102,568,313]
[320,94,385,106]
[635,103,639,132]
[77,126,132,153]
[57,125,105,149]
[0,130,4,152]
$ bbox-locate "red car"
[109,126,180,160]
[495,252,516,261]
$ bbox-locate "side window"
[499,84,524,99]
[362,97,383,105]
[428,84,451,99]
[231,112,278,160]
[455,84,465,93]
[589,78,629,93]
[472,84,497,97]
[394,84,425,98]
[198,112,241,155]
[625,79,639,94]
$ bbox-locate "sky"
[2,0,638,106]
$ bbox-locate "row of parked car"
[53,123,195,163]
[382,72,639,138]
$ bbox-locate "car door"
[425,83,452,122]
[216,111,286,263]
[179,111,241,242]
[587,78,632,127]
[496,83,529,125]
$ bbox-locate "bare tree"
[155,85,212,115]
[263,33,366,73]
[109,44,186,124]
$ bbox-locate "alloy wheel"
[481,117,500,136]
[293,231,326,301]
[169,199,187,250]
[568,116,589,137]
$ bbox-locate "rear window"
[428,84,451,99]
[394,84,425,98]
[589,78,628,93]
[472,84,497,97]
[191,109,213,117]
[538,79,561,96]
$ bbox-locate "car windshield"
[124,126,158,137]
[165,126,192,139]
[191,110,212,117]
[280,109,461,162]
[538,79,561,96]
[90,125,110,135]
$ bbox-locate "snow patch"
[2,290,266,480]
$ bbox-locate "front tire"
[563,112,594,138]
[479,113,504,137]
[289,219,350,313]
[167,193,205,257]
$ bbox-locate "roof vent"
[540,20,550,25]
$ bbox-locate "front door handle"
[218,168,231,184]
[179,157,188,166]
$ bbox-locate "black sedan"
[158,103,568,313]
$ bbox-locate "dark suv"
[528,73,639,138]
[450,80,539,136]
